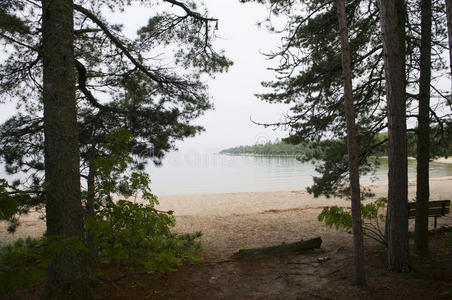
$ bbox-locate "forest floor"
[5,180,452,299]
[90,226,452,300]
[11,225,452,300]
[93,181,452,300]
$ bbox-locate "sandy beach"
[2,177,452,260]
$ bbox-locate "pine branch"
[163,0,217,23]
[74,4,188,90]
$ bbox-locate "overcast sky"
[111,0,293,153]
[105,0,452,153]
[190,1,293,153]
[1,1,451,155]
[0,1,292,154]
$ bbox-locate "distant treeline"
[375,132,452,158]
[220,132,452,158]
[220,141,313,156]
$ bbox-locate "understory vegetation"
[318,197,388,245]
[0,130,202,297]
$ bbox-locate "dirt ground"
[4,182,452,299]
[10,223,452,300]
[89,227,452,300]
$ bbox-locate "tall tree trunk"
[378,0,410,272]
[86,167,96,219]
[446,0,452,94]
[41,0,88,297]
[86,154,97,266]
[86,146,97,219]
[335,0,366,286]
[415,0,432,256]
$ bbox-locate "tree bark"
[86,146,97,219]
[41,0,88,297]
[415,0,432,256]
[378,0,410,272]
[86,158,96,265]
[335,0,366,286]
[446,0,452,94]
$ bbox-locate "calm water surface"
[146,153,452,196]
[2,153,451,196]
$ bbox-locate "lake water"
[146,153,452,196]
[2,153,451,196]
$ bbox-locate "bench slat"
[408,208,448,218]
[407,200,450,209]
[407,200,450,219]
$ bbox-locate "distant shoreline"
[219,153,302,158]
[220,152,452,165]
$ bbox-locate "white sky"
[105,0,452,153]
[1,1,451,154]
[105,0,293,153]
[184,1,291,153]
[1,1,451,188]
[0,1,292,154]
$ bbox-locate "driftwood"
[231,237,322,260]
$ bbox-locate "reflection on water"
[146,153,452,196]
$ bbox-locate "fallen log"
[231,237,322,260]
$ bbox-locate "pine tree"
[415,0,432,256]
[335,0,366,285]
[40,0,88,297]
[239,0,450,199]
[241,0,450,270]
[446,0,452,91]
[378,0,410,272]
[0,0,231,210]
[0,0,231,296]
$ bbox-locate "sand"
[2,177,452,259]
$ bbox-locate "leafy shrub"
[85,128,202,272]
[0,236,87,297]
[85,196,202,272]
[318,197,387,245]
[0,238,43,296]
[0,129,202,296]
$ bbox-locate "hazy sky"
[186,1,292,152]
[0,1,292,154]
[103,0,452,153]
[107,0,293,153]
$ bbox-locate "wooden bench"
[408,200,450,228]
